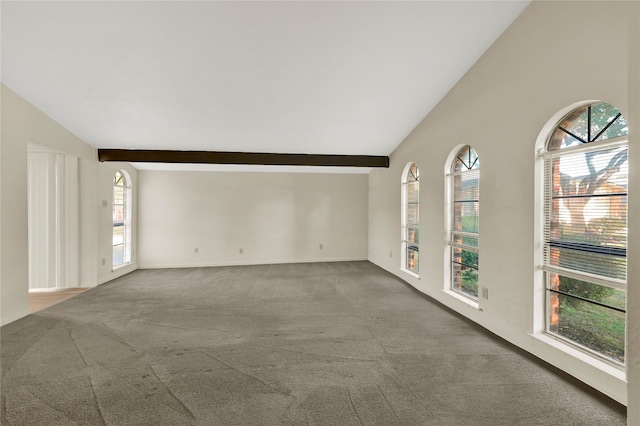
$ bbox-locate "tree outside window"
[544,102,627,363]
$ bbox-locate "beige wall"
[1,87,29,324]
[369,1,636,406]
[138,171,368,268]
[626,1,640,422]
[0,84,138,324]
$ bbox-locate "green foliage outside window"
[553,188,626,362]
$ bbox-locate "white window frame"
[536,102,628,368]
[113,170,132,269]
[401,162,419,277]
[446,145,480,302]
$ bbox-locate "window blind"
[543,143,627,286]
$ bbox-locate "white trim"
[534,101,629,381]
[541,265,626,291]
[138,257,368,270]
[447,241,479,252]
[442,288,481,310]
[28,287,88,293]
[400,161,419,273]
[1,309,30,326]
[401,268,420,279]
[531,332,626,381]
[98,263,137,285]
[446,145,480,297]
[450,230,479,239]
[446,168,480,178]
[540,135,628,159]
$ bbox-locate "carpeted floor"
[1,261,626,425]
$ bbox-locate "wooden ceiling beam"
[98,149,389,168]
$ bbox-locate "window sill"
[442,289,481,310]
[112,262,132,272]
[530,332,626,382]
[400,268,420,279]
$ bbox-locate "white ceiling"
[2,1,529,173]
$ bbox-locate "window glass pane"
[113,224,124,245]
[453,173,479,202]
[114,171,123,186]
[453,202,479,234]
[407,246,419,273]
[591,102,628,141]
[594,116,628,141]
[548,273,626,311]
[407,181,419,203]
[113,170,130,267]
[452,233,478,249]
[455,248,478,268]
[113,205,124,224]
[453,146,479,172]
[551,147,627,199]
[548,146,628,280]
[544,102,628,363]
[548,291,625,363]
[452,249,478,298]
[548,127,583,150]
[407,204,419,225]
[551,202,627,249]
[407,227,419,244]
[113,244,124,266]
[114,186,124,204]
[452,247,478,297]
[548,103,628,150]
[460,235,478,248]
[558,107,588,143]
[547,246,626,280]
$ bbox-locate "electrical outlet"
[101,258,105,266]
[319,243,323,250]
[102,200,108,207]
[194,247,199,253]
[482,287,489,300]
[390,251,393,258]
[239,248,243,254]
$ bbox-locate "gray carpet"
[1,261,626,425]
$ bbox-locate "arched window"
[540,102,628,364]
[113,170,132,267]
[402,163,419,275]
[448,146,479,299]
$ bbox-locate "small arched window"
[402,163,420,275]
[541,102,628,364]
[113,170,132,267]
[448,145,479,299]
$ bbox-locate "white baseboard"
[1,309,30,327]
[138,257,368,270]
[98,263,137,285]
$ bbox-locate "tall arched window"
[448,146,479,299]
[402,163,419,275]
[113,170,132,267]
[541,102,628,364]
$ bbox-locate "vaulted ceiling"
[2,1,529,172]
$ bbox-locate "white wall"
[138,171,368,268]
[1,84,138,324]
[369,1,636,406]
